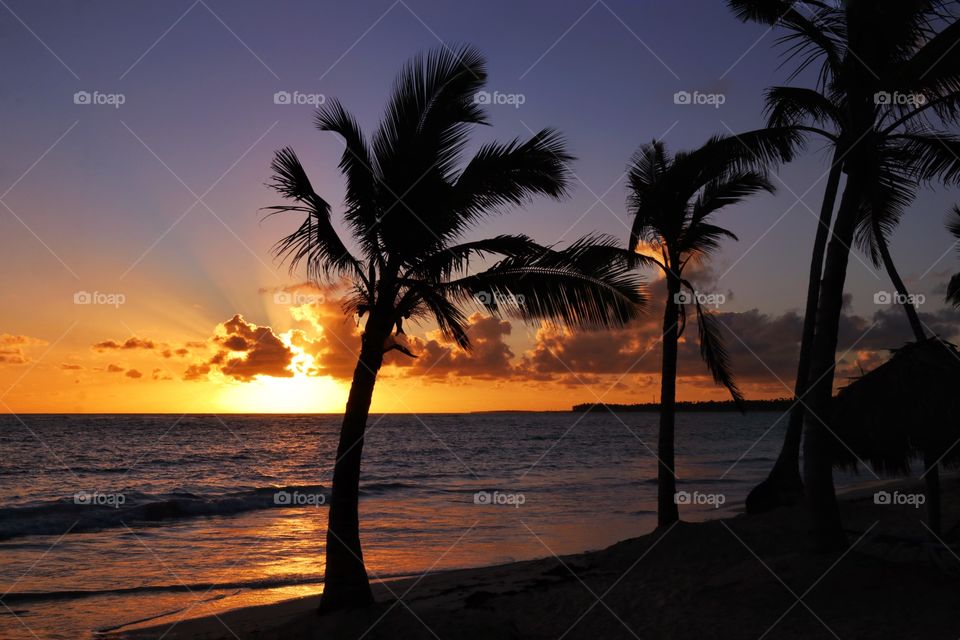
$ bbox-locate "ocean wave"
[0,485,324,540]
[0,478,427,540]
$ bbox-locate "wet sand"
[113,475,960,640]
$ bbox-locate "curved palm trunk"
[320,324,387,612]
[803,180,862,551]
[657,273,681,527]
[747,153,843,514]
[871,219,940,532]
[873,218,926,342]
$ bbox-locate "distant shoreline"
[572,398,793,412]
[0,403,793,417]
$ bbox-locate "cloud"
[184,363,211,381]
[125,369,143,379]
[106,364,124,373]
[59,363,83,370]
[205,315,295,381]
[282,292,521,382]
[92,336,197,359]
[0,334,48,365]
[92,337,156,351]
[393,313,516,380]
[286,296,364,380]
[512,280,960,396]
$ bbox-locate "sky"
[1,0,958,413]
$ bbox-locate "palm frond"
[417,285,472,349]
[693,296,745,408]
[445,128,573,239]
[314,99,380,257]
[690,171,775,225]
[852,144,918,265]
[895,132,960,185]
[627,141,673,250]
[404,234,544,281]
[264,147,360,281]
[372,44,487,183]
[765,86,842,133]
[443,234,647,330]
[947,272,960,308]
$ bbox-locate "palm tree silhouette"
[729,0,960,544]
[266,45,646,611]
[626,136,778,525]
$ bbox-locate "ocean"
[0,412,864,639]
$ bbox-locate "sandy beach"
[112,475,960,640]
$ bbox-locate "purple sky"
[1,0,958,386]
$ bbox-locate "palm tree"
[626,136,778,526]
[265,46,646,611]
[728,0,960,542]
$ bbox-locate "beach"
[113,475,959,640]
[3,411,826,639]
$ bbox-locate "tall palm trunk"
[803,178,863,551]
[657,271,681,526]
[320,321,387,612]
[747,152,843,514]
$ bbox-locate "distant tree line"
[572,399,794,413]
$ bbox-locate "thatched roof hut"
[832,338,960,475]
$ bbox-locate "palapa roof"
[832,338,960,476]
